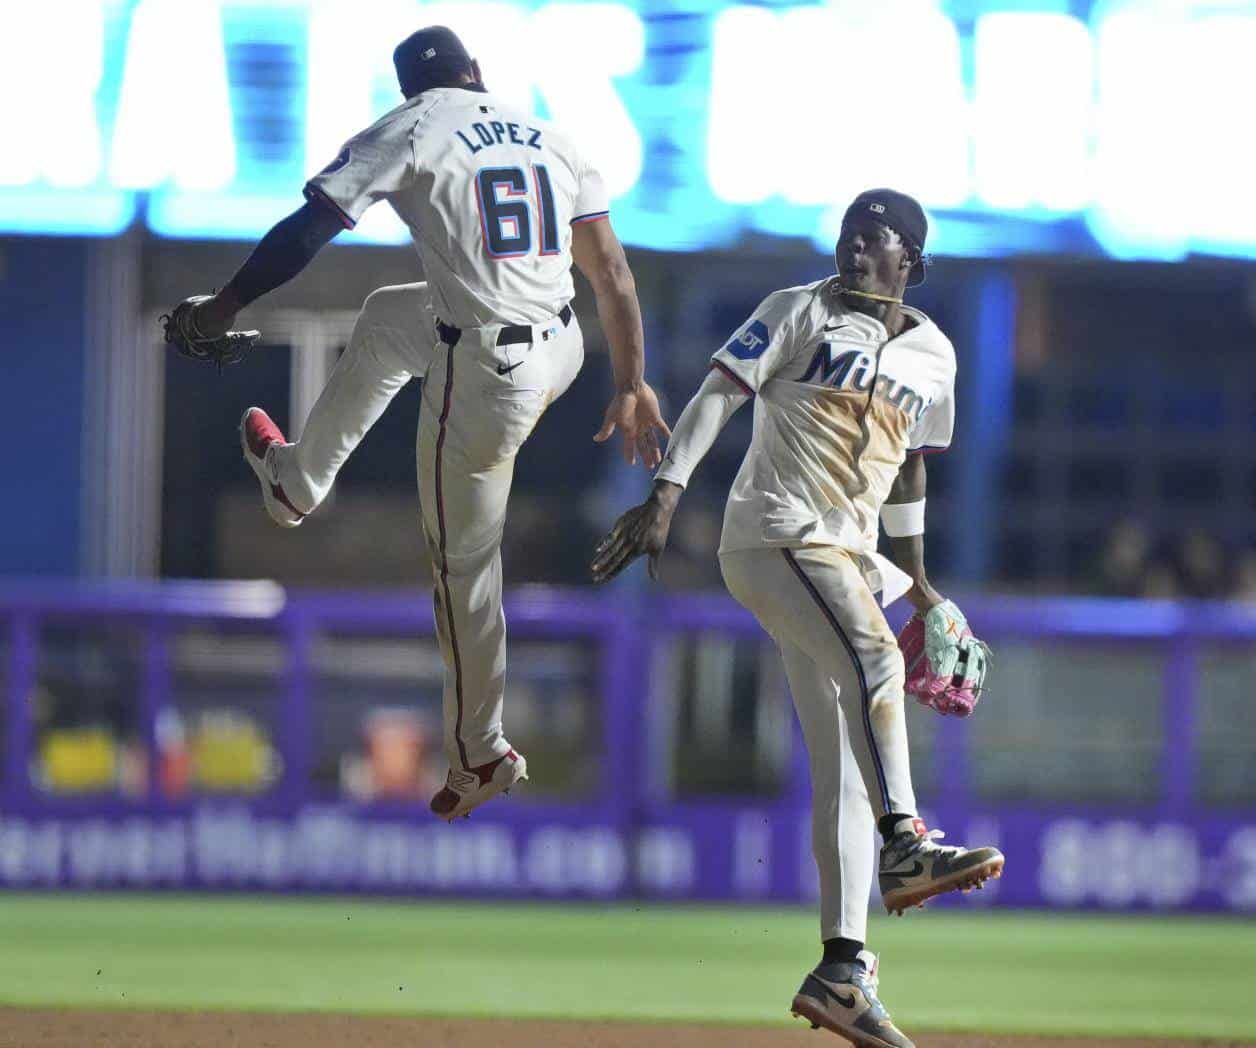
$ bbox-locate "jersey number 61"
[475,165,560,260]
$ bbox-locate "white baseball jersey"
[709,278,956,605]
[304,86,609,327]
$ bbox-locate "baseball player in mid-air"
[163,27,669,821]
[592,189,1003,1048]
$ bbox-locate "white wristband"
[880,499,925,538]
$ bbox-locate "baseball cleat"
[790,951,914,1048]
[430,749,528,822]
[240,407,306,528]
[879,819,1003,915]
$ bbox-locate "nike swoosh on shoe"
[805,975,857,1010]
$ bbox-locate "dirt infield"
[2,1010,1249,1048]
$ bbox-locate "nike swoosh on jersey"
[496,361,525,376]
[823,323,856,333]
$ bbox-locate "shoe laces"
[850,956,890,1021]
[918,828,970,859]
[854,951,880,995]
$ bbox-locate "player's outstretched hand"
[594,382,672,468]
[591,482,681,583]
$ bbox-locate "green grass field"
[1,894,1252,1041]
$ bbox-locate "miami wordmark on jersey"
[710,279,956,604]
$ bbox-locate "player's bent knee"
[361,282,428,322]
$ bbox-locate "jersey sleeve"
[571,158,610,225]
[907,382,955,453]
[653,368,749,490]
[709,290,801,395]
[303,110,417,229]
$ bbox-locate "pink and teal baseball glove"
[897,600,991,717]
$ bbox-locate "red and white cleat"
[240,407,306,529]
[430,749,528,822]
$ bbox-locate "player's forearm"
[649,478,684,512]
[594,273,646,394]
[885,452,941,611]
[595,286,643,392]
[198,201,342,330]
[225,200,344,306]
[887,534,943,612]
[653,368,748,489]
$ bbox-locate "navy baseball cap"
[394,26,473,96]
[840,188,930,287]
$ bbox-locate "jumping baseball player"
[592,189,1003,1048]
[162,26,669,822]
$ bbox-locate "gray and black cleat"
[879,818,1004,915]
[790,951,913,1048]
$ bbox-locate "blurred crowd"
[496,505,1256,602]
[1094,520,1256,601]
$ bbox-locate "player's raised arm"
[165,93,417,365]
[571,218,670,467]
[161,200,345,367]
[591,366,748,583]
[179,199,346,342]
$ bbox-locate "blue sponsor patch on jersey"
[320,147,351,175]
[724,319,770,360]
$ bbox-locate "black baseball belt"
[436,303,572,349]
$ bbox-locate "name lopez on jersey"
[457,120,544,154]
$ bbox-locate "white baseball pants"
[274,283,437,513]
[273,282,584,771]
[719,545,917,942]
[418,312,584,769]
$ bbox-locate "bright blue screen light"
[2,0,1253,262]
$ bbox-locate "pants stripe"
[434,338,470,770]
[781,548,891,813]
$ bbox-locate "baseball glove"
[897,599,991,717]
[161,295,260,372]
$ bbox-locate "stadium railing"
[1,580,1253,913]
